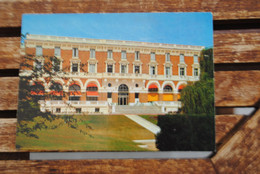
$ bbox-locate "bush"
[156,114,215,151]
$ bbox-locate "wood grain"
[214,71,260,107]
[1,71,259,110]
[214,30,260,63]
[215,115,244,145]
[0,0,260,27]
[0,159,215,173]
[0,115,238,152]
[1,31,260,69]
[212,109,260,174]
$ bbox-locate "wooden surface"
[0,0,259,173]
[0,0,260,27]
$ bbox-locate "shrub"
[156,114,215,151]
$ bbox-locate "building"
[21,34,204,115]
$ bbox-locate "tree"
[16,34,91,141]
[180,48,214,114]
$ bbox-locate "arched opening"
[30,82,45,100]
[118,84,129,105]
[163,85,174,101]
[148,84,159,102]
[69,83,81,101]
[49,82,63,100]
[86,83,98,101]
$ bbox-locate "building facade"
[22,34,204,115]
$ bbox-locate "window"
[72,63,78,72]
[194,68,199,76]
[165,67,171,76]
[55,47,61,57]
[73,48,78,57]
[135,93,139,98]
[86,96,98,101]
[134,65,140,74]
[89,64,95,73]
[76,108,81,113]
[69,96,80,101]
[163,85,173,92]
[194,55,198,63]
[108,83,112,87]
[151,52,155,61]
[35,60,42,71]
[107,50,113,59]
[121,51,126,59]
[150,66,156,75]
[90,49,95,58]
[180,67,185,76]
[166,53,170,62]
[135,51,140,60]
[36,46,42,56]
[53,59,60,72]
[180,54,184,63]
[95,108,100,113]
[107,64,113,73]
[121,65,127,73]
[107,92,112,98]
[56,108,61,113]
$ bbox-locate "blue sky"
[22,13,213,47]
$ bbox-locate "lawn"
[16,115,155,151]
[139,115,159,125]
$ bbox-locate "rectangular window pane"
[121,51,126,59]
[86,96,98,101]
[107,92,112,98]
[150,66,155,75]
[166,53,170,62]
[166,67,170,75]
[35,60,42,71]
[135,51,140,60]
[53,59,60,72]
[151,52,155,61]
[107,64,113,73]
[180,68,185,76]
[194,68,198,76]
[135,93,139,98]
[89,64,95,73]
[55,47,61,56]
[36,46,42,56]
[121,65,126,73]
[72,63,78,72]
[180,54,184,63]
[107,50,113,59]
[134,66,140,74]
[194,55,198,63]
[90,49,95,58]
[73,48,78,57]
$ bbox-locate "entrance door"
[118,84,129,105]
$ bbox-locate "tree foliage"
[180,48,214,114]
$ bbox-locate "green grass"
[16,115,155,151]
[139,115,158,125]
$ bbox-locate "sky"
[22,13,213,47]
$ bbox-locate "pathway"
[124,114,161,134]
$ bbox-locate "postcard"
[16,12,215,152]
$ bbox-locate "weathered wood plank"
[0,37,21,69]
[0,77,19,111]
[214,30,260,63]
[215,115,244,144]
[0,115,240,152]
[0,0,259,27]
[212,109,260,174]
[0,159,215,173]
[0,71,259,110]
[0,31,259,69]
[214,71,260,107]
